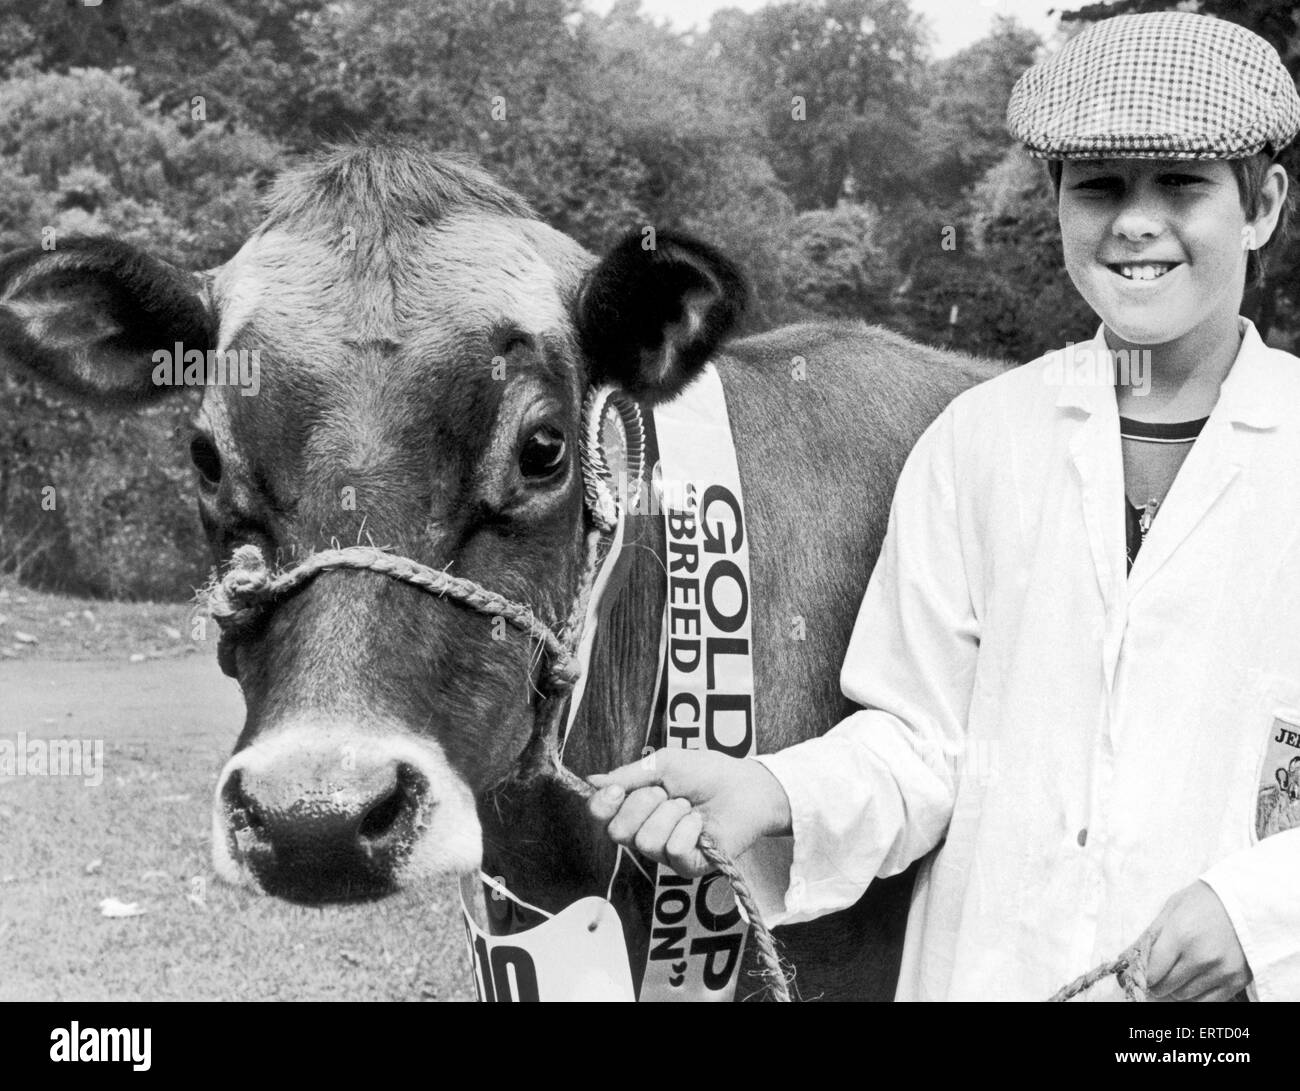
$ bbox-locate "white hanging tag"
[459,874,635,1002]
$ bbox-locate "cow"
[0,141,998,1000]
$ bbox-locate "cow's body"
[0,143,998,1000]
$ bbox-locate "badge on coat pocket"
[1256,714,1300,840]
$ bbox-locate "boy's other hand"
[587,750,792,878]
[1143,881,1251,1001]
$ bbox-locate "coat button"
[1077,828,1088,847]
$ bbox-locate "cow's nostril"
[359,784,404,840]
[222,770,267,835]
[358,762,426,843]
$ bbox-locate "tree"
[0,67,280,598]
[0,0,332,142]
[777,203,895,320]
[706,0,930,211]
[918,15,1042,208]
[581,2,795,323]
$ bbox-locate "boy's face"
[1057,159,1253,347]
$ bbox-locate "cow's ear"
[575,229,748,403]
[0,237,213,406]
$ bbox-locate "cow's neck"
[478,503,666,928]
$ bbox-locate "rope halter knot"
[206,544,279,624]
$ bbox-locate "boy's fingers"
[1163,959,1244,1002]
[1190,982,1243,1003]
[665,809,709,878]
[1151,974,1197,1002]
[587,783,625,823]
[1147,951,1192,999]
[1142,916,1180,996]
[589,758,669,794]
[632,797,694,862]
[606,785,669,844]
[1173,983,1219,1003]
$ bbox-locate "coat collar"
[1053,318,1283,429]
[1055,317,1285,641]
[1215,319,1284,430]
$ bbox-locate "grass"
[0,577,474,1002]
[0,575,202,662]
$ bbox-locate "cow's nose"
[218,745,431,903]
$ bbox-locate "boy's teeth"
[1119,264,1171,280]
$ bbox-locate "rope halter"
[200,385,645,713]
[204,543,583,694]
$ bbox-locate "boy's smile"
[1108,261,1179,282]
[1058,159,1253,349]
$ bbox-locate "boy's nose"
[1112,202,1164,243]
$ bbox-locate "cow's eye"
[190,435,222,485]
[519,425,566,480]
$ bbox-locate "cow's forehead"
[213,230,359,352]
[416,214,590,339]
[210,212,593,358]
[198,210,595,514]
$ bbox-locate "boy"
[588,11,1300,1001]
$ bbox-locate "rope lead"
[1048,926,1157,1002]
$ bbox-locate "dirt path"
[3,656,243,738]
[0,657,473,1001]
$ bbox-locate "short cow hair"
[258,139,536,280]
[1045,154,1294,287]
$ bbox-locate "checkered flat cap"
[1007,11,1300,160]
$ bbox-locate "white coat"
[753,319,1300,1001]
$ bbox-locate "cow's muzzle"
[211,724,482,902]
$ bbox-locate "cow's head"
[0,143,746,902]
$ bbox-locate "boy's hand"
[1143,881,1251,1001]
[587,750,792,878]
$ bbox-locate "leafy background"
[1,0,1296,600]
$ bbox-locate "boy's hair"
[1045,155,1295,287]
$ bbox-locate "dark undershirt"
[1120,416,1209,574]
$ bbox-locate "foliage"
[0,0,332,139]
[917,16,1043,209]
[777,203,894,319]
[708,0,931,210]
[0,67,277,599]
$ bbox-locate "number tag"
[459,874,635,1002]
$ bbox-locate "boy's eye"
[1159,173,1209,188]
[1070,177,1120,192]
